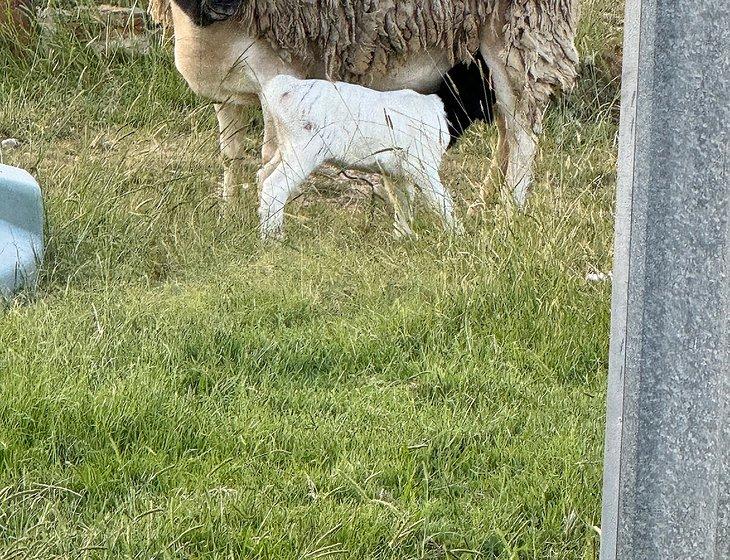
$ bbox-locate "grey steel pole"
[600,1,729,559]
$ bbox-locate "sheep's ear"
[201,0,241,24]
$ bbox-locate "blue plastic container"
[0,164,44,300]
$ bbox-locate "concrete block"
[0,164,44,299]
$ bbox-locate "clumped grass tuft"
[1,1,621,558]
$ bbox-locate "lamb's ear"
[200,0,241,24]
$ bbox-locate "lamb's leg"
[215,101,256,202]
[392,182,416,238]
[378,177,415,237]
[479,46,538,209]
[256,149,282,185]
[261,105,278,167]
[258,161,315,240]
[414,170,463,234]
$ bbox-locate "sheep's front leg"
[215,100,256,202]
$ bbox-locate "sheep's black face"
[172,0,241,27]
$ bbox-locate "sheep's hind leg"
[479,45,538,209]
[504,113,537,208]
[467,113,508,216]
[215,101,256,203]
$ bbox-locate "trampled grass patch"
[1,1,621,557]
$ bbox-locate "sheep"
[256,75,461,240]
[150,0,580,208]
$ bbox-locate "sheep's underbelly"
[356,52,453,94]
[327,146,401,176]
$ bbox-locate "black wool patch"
[437,51,497,147]
[172,0,240,27]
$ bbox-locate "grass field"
[0,2,622,558]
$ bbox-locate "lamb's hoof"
[261,232,284,244]
[451,221,465,236]
[259,222,284,243]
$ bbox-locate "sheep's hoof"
[512,181,531,211]
[217,196,237,221]
[261,233,284,244]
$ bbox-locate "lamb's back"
[264,75,449,164]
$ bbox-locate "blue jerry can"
[0,164,44,300]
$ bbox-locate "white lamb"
[257,74,462,240]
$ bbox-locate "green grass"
[0,1,622,558]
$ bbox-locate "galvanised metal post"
[600,1,728,559]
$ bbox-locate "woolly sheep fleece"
[149,0,580,123]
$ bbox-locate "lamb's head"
[172,0,241,27]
